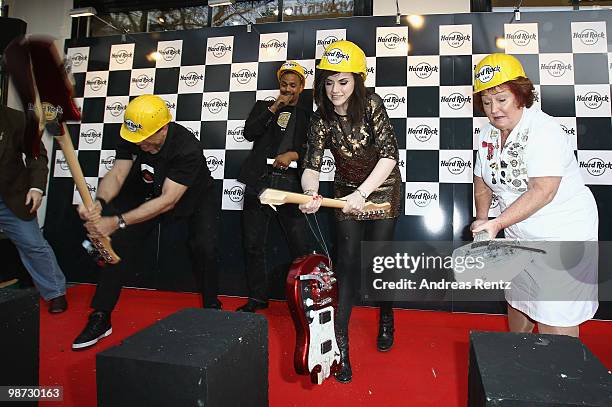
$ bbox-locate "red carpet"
[39,285,612,406]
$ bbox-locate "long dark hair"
[313,69,367,125]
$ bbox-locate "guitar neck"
[279,191,347,209]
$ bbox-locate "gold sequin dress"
[304,93,402,221]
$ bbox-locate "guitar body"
[287,253,340,384]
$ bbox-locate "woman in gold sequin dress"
[299,40,402,383]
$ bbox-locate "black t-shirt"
[115,122,213,218]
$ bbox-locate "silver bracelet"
[304,189,317,196]
[356,188,367,199]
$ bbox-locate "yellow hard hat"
[120,95,172,143]
[316,40,367,80]
[473,53,527,93]
[277,60,306,83]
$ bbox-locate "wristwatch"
[117,214,127,230]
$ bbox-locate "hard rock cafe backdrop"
[45,10,612,317]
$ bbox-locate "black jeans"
[334,218,397,336]
[241,187,310,302]
[91,189,221,312]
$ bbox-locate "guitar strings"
[303,212,333,272]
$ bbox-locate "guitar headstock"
[357,202,390,220]
[258,188,290,206]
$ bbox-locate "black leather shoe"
[203,299,222,310]
[377,307,394,352]
[48,295,68,314]
[72,311,112,350]
[334,334,352,383]
[236,299,268,312]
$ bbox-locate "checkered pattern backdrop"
[46,10,612,310]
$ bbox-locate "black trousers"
[91,190,221,312]
[334,218,397,336]
[241,187,310,302]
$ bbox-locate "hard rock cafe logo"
[209,43,232,59]
[164,101,176,111]
[441,32,470,48]
[303,67,314,78]
[228,126,245,142]
[577,92,609,110]
[71,52,88,67]
[441,157,471,175]
[260,39,287,52]
[206,156,224,172]
[442,93,471,110]
[580,157,612,176]
[541,61,572,78]
[224,185,244,203]
[101,156,115,171]
[475,65,501,84]
[323,48,350,65]
[86,183,97,194]
[560,124,576,136]
[383,94,406,111]
[160,46,181,62]
[56,156,69,171]
[81,129,102,144]
[321,155,335,174]
[377,33,407,50]
[366,66,375,76]
[409,62,438,79]
[407,189,438,208]
[106,102,126,117]
[506,30,537,47]
[186,127,200,139]
[180,72,204,87]
[203,98,228,114]
[232,69,257,85]
[408,124,438,142]
[317,35,339,49]
[132,74,154,89]
[574,29,605,46]
[124,119,142,133]
[86,77,107,92]
[264,96,276,102]
[112,50,132,64]
[42,103,63,122]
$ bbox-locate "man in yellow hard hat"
[236,61,312,312]
[72,94,221,350]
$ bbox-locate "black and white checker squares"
[58,12,611,219]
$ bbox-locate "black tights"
[334,218,397,336]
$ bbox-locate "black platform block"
[0,288,39,407]
[468,331,612,406]
[97,308,268,407]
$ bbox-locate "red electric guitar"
[286,254,340,384]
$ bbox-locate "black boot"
[377,306,394,352]
[334,332,352,383]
